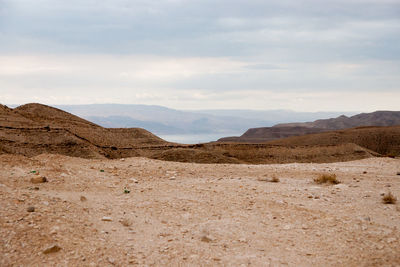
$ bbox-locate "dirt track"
[1,154,400,266]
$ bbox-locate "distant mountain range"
[219,111,400,142]
[42,104,353,136]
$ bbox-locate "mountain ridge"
[219,110,400,142]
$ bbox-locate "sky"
[0,0,399,111]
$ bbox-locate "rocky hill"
[0,103,168,159]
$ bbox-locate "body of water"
[158,133,241,144]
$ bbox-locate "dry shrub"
[314,173,340,185]
[382,192,397,204]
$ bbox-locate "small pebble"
[43,244,61,254]
[27,206,35,212]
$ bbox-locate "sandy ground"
[1,154,400,266]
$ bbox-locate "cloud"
[0,0,399,111]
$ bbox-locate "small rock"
[30,176,47,184]
[107,257,115,265]
[385,184,391,187]
[397,172,400,176]
[102,217,113,222]
[283,225,292,230]
[27,206,35,212]
[387,237,397,243]
[130,178,139,183]
[120,218,132,227]
[50,226,59,235]
[201,235,213,243]
[43,244,61,254]
[334,184,348,190]
[80,196,87,202]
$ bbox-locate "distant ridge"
[219,111,400,143]
[275,111,400,129]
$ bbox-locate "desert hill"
[275,111,400,129]
[0,103,398,164]
[267,125,400,157]
[0,103,168,158]
[219,110,400,143]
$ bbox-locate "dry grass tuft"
[382,192,397,204]
[314,173,340,185]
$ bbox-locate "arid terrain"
[1,154,400,266]
[1,103,400,266]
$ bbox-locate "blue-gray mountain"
[55,104,351,135]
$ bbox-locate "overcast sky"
[0,0,399,111]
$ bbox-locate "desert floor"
[1,154,400,266]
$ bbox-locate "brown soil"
[1,154,399,266]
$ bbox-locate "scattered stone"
[363,171,367,174]
[120,218,132,227]
[131,178,139,183]
[50,226,60,235]
[397,172,400,176]
[80,196,87,202]
[102,216,113,222]
[283,225,292,230]
[107,257,115,265]
[363,216,371,222]
[201,235,213,243]
[27,206,35,212]
[334,184,348,190]
[30,176,47,184]
[43,244,62,254]
[387,237,397,243]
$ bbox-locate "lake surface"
[158,133,241,144]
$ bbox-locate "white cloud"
[0,0,399,111]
